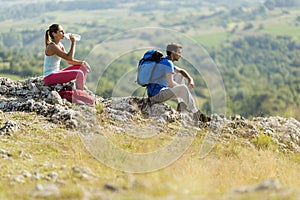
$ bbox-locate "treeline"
[0,0,118,21]
[0,0,204,21]
[0,0,263,23]
[0,48,87,78]
[0,50,43,77]
[264,0,300,9]
[0,0,280,52]
[211,35,300,118]
[1,0,296,25]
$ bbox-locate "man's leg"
[170,85,210,124]
[173,72,188,112]
[150,85,210,124]
[150,85,197,112]
[170,85,198,113]
[149,88,175,103]
[173,72,184,84]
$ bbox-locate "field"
[1,2,300,50]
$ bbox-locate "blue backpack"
[137,49,163,87]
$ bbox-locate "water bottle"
[64,33,81,41]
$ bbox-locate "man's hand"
[176,67,194,88]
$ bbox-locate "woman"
[43,24,91,90]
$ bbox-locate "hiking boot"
[193,110,211,125]
[176,102,188,112]
[200,113,211,123]
[138,98,152,114]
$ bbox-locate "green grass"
[262,24,300,37]
[252,133,277,150]
[192,31,232,48]
[0,74,23,81]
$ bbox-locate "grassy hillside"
[0,76,299,199]
[1,110,300,199]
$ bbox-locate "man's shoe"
[199,113,211,123]
[177,102,188,112]
[138,98,152,114]
[193,110,201,126]
[193,110,211,125]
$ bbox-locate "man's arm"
[175,66,194,88]
[166,73,178,88]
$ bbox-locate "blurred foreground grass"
[0,111,299,199]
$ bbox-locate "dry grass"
[0,112,299,199]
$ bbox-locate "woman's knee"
[75,71,86,84]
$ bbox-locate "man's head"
[166,43,182,62]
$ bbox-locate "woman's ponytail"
[45,24,60,47]
[45,29,51,47]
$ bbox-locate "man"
[147,43,210,125]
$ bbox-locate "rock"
[32,184,60,197]
[46,91,63,105]
[45,172,59,182]
[230,178,282,194]
[0,77,95,129]
[72,166,97,180]
[21,170,32,178]
[19,150,33,160]
[103,97,180,124]
[0,120,18,136]
[0,149,12,159]
[226,178,293,199]
[9,175,25,184]
[32,172,43,180]
[104,183,119,192]
[0,76,299,154]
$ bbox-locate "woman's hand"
[69,34,76,43]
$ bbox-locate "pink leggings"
[44,65,87,90]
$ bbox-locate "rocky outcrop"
[0,77,299,154]
[0,77,78,128]
[0,76,183,129]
